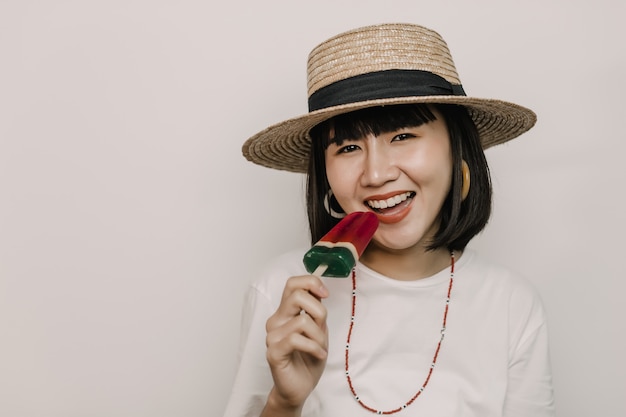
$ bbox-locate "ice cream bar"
[303,211,379,278]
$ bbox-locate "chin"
[372,234,430,253]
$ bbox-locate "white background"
[1,1,624,416]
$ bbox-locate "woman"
[224,23,555,416]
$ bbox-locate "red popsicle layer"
[303,211,379,277]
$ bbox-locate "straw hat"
[242,23,536,173]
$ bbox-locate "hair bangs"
[313,104,438,147]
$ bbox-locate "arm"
[504,287,555,417]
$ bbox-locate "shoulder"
[460,249,541,294]
[459,249,547,319]
[457,250,549,353]
[248,248,310,303]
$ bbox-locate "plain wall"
[1,1,624,416]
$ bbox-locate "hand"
[264,274,330,412]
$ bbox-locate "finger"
[267,327,328,363]
[282,275,329,305]
[267,335,328,364]
[267,313,328,354]
[270,276,329,325]
[269,289,328,331]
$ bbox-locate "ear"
[461,160,470,201]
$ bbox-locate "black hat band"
[308,69,466,112]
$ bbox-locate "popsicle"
[303,211,379,278]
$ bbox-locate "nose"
[360,138,399,187]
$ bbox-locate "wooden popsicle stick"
[312,264,328,276]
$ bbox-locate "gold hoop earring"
[461,160,470,201]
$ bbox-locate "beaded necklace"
[345,251,455,415]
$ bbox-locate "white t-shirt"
[223,248,555,417]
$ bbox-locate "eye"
[336,143,361,154]
[391,132,417,142]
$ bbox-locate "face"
[325,109,453,253]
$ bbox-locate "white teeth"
[367,192,412,210]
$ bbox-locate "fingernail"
[319,285,329,297]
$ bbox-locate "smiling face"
[324,108,453,254]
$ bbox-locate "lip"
[365,191,411,201]
[364,191,414,224]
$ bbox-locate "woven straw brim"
[242,96,536,173]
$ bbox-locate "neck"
[360,243,454,281]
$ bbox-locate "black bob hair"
[306,103,492,252]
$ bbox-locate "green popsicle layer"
[303,245,355,278]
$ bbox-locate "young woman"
[224,23,555,417]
